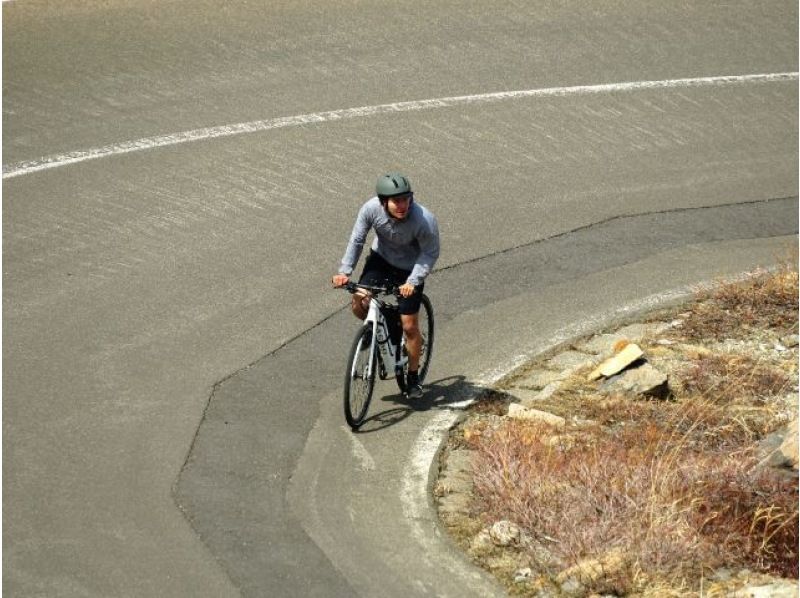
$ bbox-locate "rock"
[438,492,472,516]
[579,334,624,355]
[437,449,475,516]
[516,368,566,390]
[518,382,561,407]
[469,529,494,556]
[601,362,670,399]
[509,387,547,405]
[678,343,712,359]
[514,567,533,583]
[559,578,583,596]
[710,568,734,582]
[731,581,799,598]
[489,520,521,546]
[547,350,595,372]
[778,419,798,470]
[556,549,628,596]
[446,448,474,475]
[615,323,653,341]
[781,334,799,348]
[712,574,800,598]
[759,419,799,472]
[581,326,656,355]
[507,404,566,427]
[587,344,645,380]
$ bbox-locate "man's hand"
[332,274,350,288]
[398,283,417,298]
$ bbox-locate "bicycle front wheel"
[396,293,435,392]
[344,325,376,429]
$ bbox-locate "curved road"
[4,2,797,596]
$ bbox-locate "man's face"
[385,194,412,219]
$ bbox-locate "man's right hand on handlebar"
[332,273,350,288]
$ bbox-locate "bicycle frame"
[357,293,407,381]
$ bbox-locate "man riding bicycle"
[332,172,440,399]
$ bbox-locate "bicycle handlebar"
[342,281,401,296]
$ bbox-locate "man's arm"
[406,213,440,287]
[339,201,373,276]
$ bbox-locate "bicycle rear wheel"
[396,293,435,392]
[344,325,376,429]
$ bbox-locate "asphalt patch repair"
[436,265,799,597]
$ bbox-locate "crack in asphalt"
[184,193,796,397]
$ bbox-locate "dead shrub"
[678,353,791,403]
[680,267,798,341]
[671,353,792,447]
[470,409,799,593]
[457,266,798,595]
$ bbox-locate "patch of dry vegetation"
[679,266,798,341]
[448,264,799,596]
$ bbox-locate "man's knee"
[351,293,369,319]
[401,314,420,338]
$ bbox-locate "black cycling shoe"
[405,371,423,399]
[406,383,424,400]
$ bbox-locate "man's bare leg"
[351,291,370,320]
[401,313,421,372]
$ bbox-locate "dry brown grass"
[461,266,799,595]
[471,413,798,593]
[679,265,798,341]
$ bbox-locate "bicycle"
[341,282,434,430]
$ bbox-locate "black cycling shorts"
[358,251,424,315]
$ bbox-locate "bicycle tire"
[396,293,435,393]
[344,325,376,429]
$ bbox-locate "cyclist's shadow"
[355,375,507,434]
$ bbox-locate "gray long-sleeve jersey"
[339,196,440,286]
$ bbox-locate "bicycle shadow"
[354,375,514,434]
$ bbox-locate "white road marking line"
[4,72,797,180]
[343,425,376,471]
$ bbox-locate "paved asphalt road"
[3,1,797,596]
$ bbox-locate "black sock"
[407,370,419,385]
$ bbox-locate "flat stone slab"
[507,404,566,427]
[438,492,472,517]
[439,449,475,494]
[510,383,561,407]
[515,369,566,390]
[588,344,645,380]
[600,362,669,399]
[546,350,595,372]
[446,448,474,474]
[579,333,627,355]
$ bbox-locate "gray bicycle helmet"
[376,172,412,198]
